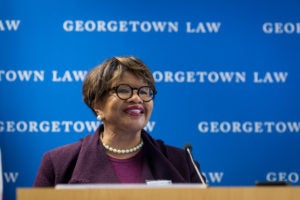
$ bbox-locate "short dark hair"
[82,56,156,115]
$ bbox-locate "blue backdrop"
[1,0,300,199]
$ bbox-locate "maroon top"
[108,150,143,183]
[34,125,205,186]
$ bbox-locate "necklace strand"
[102,140,144,154]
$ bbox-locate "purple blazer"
[34,125,205,186]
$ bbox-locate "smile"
[125,106,145,115]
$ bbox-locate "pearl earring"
[97,115,102,121]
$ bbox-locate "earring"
[97,115,102,121]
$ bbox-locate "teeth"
[129,109,141,113]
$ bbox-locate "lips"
[125,106,145,116]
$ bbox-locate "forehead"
[113,71,147,86]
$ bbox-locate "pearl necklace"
[102,140,144,154]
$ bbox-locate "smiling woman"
[33,56,206,186]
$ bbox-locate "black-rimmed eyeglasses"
[110,84,157,102]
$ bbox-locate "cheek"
[102,96,120,114]
[146,102,154,116]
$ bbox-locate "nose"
[129,90,143,103]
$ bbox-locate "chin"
[127,121,147,130]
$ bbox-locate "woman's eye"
[118,89,130,93]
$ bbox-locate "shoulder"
[43,134,94,168]
[34,139,83,186]
[34,132,100,186]
[46,141,81,159]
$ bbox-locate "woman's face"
[95,71,154,134]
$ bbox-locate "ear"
[93,98,106,119]
[94,108,103,117]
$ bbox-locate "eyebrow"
[114,83,149,87]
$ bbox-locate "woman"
[34,56,205,186]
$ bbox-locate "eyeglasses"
[110,84,157,102]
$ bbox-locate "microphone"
[184,143,208,187]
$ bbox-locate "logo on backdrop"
[62,20,221,33]
[202,172,224,184]
[266,171,299,184]
[0,69,289,84]
[2,172,19,184]
[0,20,21,31]
[0,120,155,134]
[153,71,288,84]
[198,121,300,134]
[262,22,300,34]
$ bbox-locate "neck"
[101,128,142,147]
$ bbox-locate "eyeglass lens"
[115,84,154,101]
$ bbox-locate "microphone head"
[184,143,192,151]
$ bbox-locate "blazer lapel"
[69,130,119,183]
[142,133,186,183]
